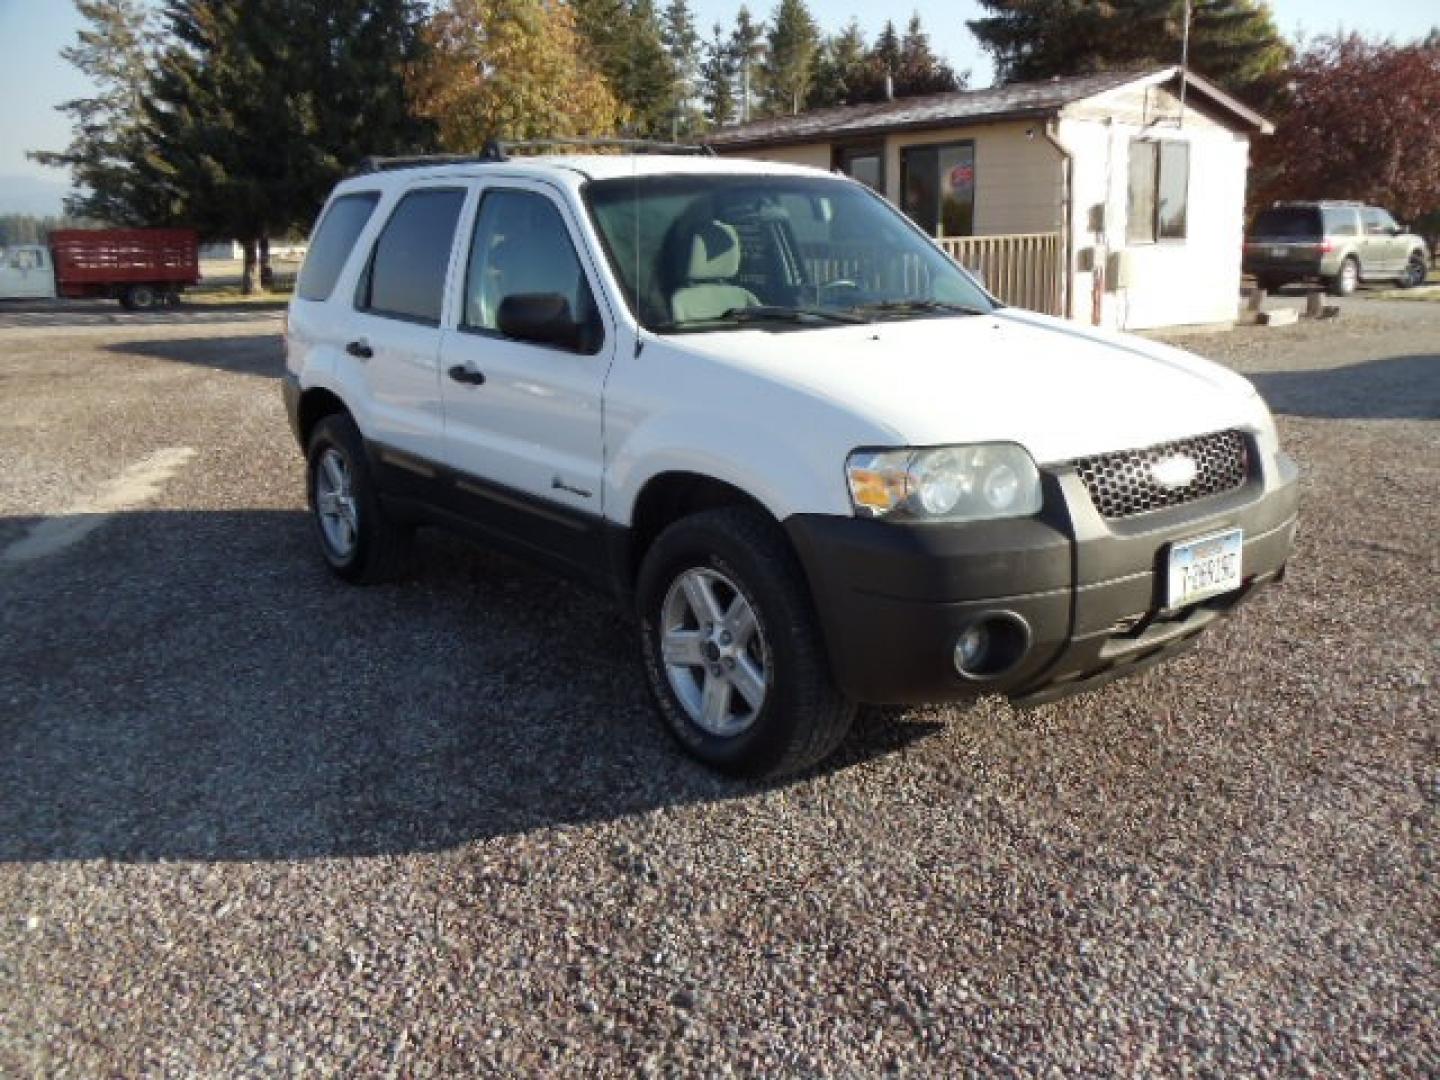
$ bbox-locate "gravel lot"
[1,297,1435,1075]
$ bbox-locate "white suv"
[284,146,1298,778]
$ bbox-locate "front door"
[1360,207,1404,277]
[437,181,614,577]
[0,245,57,299]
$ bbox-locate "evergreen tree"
[968,0,1289,105]
[897,13,962,96]
[867,20,902,96]
[701,22,739,126]
[809,20,870,107]
[144,0,430,292]
[573,0,679,136]
[408,0,623,148]
[729,6,767,122]
[661,0,704,134]
[762,0,821,116]
[28,0,166,224]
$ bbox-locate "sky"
[2,0,1438,213]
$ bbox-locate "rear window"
[1251,208,1321,239]
[297,193,379,301]
[357,188,466,325]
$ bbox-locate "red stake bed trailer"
[46,229,200,309]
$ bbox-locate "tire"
[636,506,855,779]
[1397,251,1428,289]
[305,413,409,583]
[1327,257,1359,297]
[120,284,158,310]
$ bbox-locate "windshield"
[584,173,994,332]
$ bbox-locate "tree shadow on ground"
[0,508,941,864]
[103,333,284,378]
[1250,354,1440,421]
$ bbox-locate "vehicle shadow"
[103,333,285,379]
[0,509,941,864]
[1250,354,1440,421]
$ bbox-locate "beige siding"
[886,121,1065,236]
[720,143,831,169]
[716,121,1065,237]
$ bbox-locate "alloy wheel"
[314,447,359,559]
[660,567,770,737]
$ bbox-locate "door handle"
[448,364,486,386]
[346,339,373,359]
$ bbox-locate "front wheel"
[1397,251,1428,289]
[637,507,855,778]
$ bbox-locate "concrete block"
[1258,308,1299,327]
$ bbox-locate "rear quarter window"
[297,192,380,301]
[1323,208,1360,236]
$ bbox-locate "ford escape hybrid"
[284,144,1298,778]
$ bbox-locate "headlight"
[846,444,1042,521]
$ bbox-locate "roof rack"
[1274,199,1367,208]
[483,136,715,159]
[351,137,713,175]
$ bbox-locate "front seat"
[670,220,759,323]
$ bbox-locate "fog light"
[953,613,1032,680]
[954,624,989,672]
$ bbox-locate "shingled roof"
[704,67,1272,150]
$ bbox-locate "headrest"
[686,221,742,281]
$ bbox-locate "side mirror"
[496,293,586,351]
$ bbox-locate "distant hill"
[0,174,73,217]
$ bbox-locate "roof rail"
[351,152,503,175]
[349,137,713,176]
[481,136,715,159]
[1274,199,1367,208]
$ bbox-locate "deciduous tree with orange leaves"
[407,0,625,150]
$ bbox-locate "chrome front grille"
[1071,430,1249,519]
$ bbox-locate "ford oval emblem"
[1151,454,1198,489]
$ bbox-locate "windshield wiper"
[715,304,870,325]
[850,299,989,318]
[650,304,872,334]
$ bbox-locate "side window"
[461,189,601,353]
[11,248,41,271]
[1362,209,1390,236]
[1324,209,1359,237]
[358,188,466,325]
[297,192,379,301]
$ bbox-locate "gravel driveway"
[1,299,1435,1075]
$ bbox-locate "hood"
[665,308,1260,465]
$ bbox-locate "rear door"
[349,185,469,465]
[436,181,614,578]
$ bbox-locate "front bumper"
[785,449,1299,705]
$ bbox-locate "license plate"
[1167,528,1243,608]
[1269,246,1287,258]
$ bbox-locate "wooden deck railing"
[938,232,1063,316]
